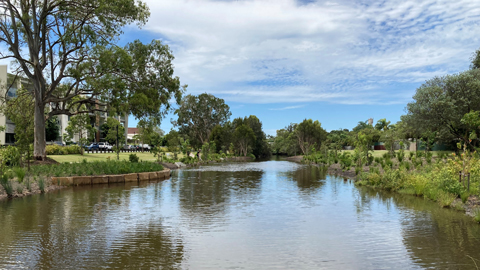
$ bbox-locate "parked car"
[137,144,151,151]
[123,145,132,150]
[98,142,112,150]
[87,143,99,151]
[105,142,112,150]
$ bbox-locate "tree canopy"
[173,93,231,148]
[0,0,184,159]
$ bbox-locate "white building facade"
[0,65,128,145]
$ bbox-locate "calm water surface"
[1,160,480,269]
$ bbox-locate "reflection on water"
[0,161,479,269]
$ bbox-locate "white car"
[98,142,113,150]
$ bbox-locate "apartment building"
[0,65,128,145]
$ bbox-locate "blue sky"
[122,0,480,135]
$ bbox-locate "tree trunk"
[33,100,46,160]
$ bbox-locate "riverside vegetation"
[0,152,163,200]
[302,146,480,223]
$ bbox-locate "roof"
[128,128,139,134]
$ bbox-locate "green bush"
[46,145,81,155]
[409,152,414,160]
[13,167,26,183]
[473,209,480,223]
[437,191,456,207]
[247,153,256,160]
[1,146,21,167]
[129,154,139,163]
[0,174,13,197]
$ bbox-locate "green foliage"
[272,123,300,156]
[2,88,34,165]
[473,209,480,223]
[233,124,255,157]
[30,161,164,178]
[129,154,139,163]
[1,146,21,167]
[173,93,231,148]
[45,116,60,142]
[46,145,81,155]
[294,119,328,156]
[0,0,157,159]
[64,106,95,152]
[13,167,25,183]
[38,177,45,193]
[101,117,126,145]
[437,191,456,207]
[0,174,12,197]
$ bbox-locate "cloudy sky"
[122,0,480,134]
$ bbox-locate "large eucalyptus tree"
[0,0,184,159]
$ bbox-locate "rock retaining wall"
[51,169,171,186]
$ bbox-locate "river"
[0,160,479,269]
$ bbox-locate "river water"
[0,160,479,269]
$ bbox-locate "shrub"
[0,174,13,197]
[437,191,456,207]
[38,177,45,193]
[46,145,81,155]
[247,153,256,160]
[382,152,391,160]
[129,154,139,163]
[13,167,25,183]
[1,146,21,167]
[16,185,23,194]
[409,152,414,160]
[473,209,480,223]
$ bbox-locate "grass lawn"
[48,152,165,163]
[339,150,453,158]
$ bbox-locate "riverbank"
[161,156,254,169]
[286,155,480,222]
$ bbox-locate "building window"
[5,133,15,144]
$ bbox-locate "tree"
[295,119,327,155]
[405,69,480,144]
[375,118,392,131]
[0,1,185,160]
[2,87,33,167]
[64,113,95,154]
[173,93,231,148]
[244,115,271,158]
[45,116,60,142]
[102,117,125,145]
[272,123,300,156]
[234,124,255,156]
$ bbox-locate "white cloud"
[269,105,305,110]
[140,0,480,104]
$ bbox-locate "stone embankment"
[51,169,171,186]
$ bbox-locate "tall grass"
[0,174,13,197]
[13,167,26,183]
[29,160,164,178]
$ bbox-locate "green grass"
[339,150,453,158]
[48,152,185,163]
[30,160,165,178]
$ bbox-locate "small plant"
[13,167,26,183]
[409,152,414,160]
[16,185,23,194]
[129,154,139,163]
[38,177,45,193]
[473,208,480,223]
[437,191,456,207]
[461,192,470,203]
[25,178,31,192]
[404,162,411,171]
[0,174,13,197]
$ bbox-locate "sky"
[11,0,480,136]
